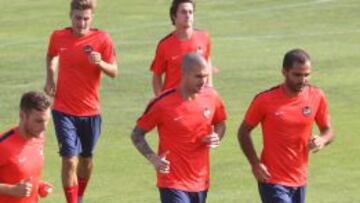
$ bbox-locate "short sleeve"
[47,32,59,57]
[244,95,264,127]
[315,90,331,129]
[136,100,161,132]
[101,33,117,64]
[0,129,13,166]
[212,94,227,124]
[0,146,7,166]
[150,42,166,74]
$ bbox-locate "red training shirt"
[244,85,331,186]
[137,87,226,192]
[47,28,116,116]
[0,128,45,203]
[150,30,211,92]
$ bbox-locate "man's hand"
[309,135,326,153]
[9,179,32,197]
[88,51,102,65]
[251,162,271,183]
[148,151,170,174]
[202,132,220,148]
[44,80,55,97]
[38,181,53,198]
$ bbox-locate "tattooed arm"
[131,126,170,173]
[131,126,155,159]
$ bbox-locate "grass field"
[1,0,360,202]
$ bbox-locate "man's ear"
[20,110,26,121]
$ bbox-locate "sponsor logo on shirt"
[203,108,211,119]
[171,55,182,61]
[18,157,26,164]
[274,111,284,116]
[302,106,312,117]
[173,116,184,121]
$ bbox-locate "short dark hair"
[282,49,311,70]
[71,0,96,12]
[170,0,195,25]
[20,91,51,113]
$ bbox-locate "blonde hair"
[71,0,96,12]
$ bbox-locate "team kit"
[0,0,334,203]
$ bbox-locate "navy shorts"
[52,110,101,157]
[258,182,306,203]
[159,188,208,203]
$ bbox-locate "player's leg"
[189,190,208,203]
[159,188,191,203]
[62,156,80,203]
[77,157,92,203]
[77,115,102,202]
[52,110,82,203]
[258,182,292,203]
[291,186,306,203]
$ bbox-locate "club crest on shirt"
[203,108,211,119]
[83,44,93,54]
[302,106,312,117]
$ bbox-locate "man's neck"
[174,27,193,40]
[282,84,301,97]
[71,28,90,37]
[17,124,30,140]
[179,85,196,101]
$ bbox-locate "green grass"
[1,0,359,202]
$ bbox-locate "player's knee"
[62,157,78,171]
[80,151,93,158]
[79,157,93,169]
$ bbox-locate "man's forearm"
[207,58,213,87]
[152,74,163,96]
[238,122,260,166]
[320,126,335,146]
[0,183,13,196]
[214,122,226,140]
[46,55,57,82]
[131,127,156,160]
[97,61,118,78]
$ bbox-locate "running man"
[44,0,118,202]
[150,0,214,96]
[132,53,227,203]
[0,91,53,203]
[238,49,335,203]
